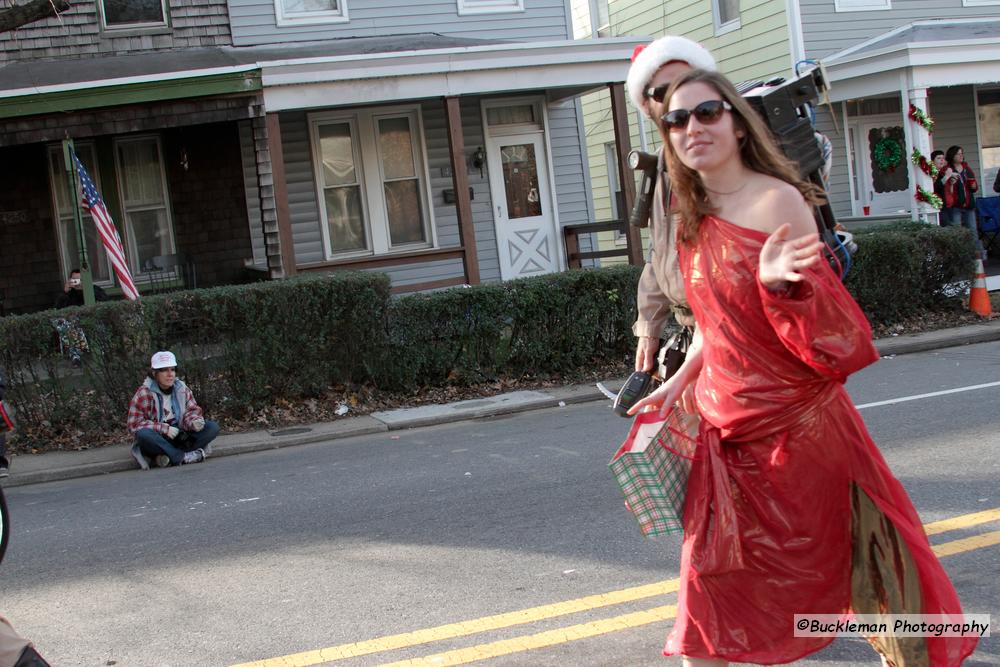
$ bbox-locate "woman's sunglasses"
[660,100,733,131]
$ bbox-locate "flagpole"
[62,138,95,306]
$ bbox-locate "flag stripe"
[72,151,140,300]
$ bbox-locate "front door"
[486,132,559,280]
[856,119,911,216]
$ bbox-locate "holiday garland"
[909,104,934,133]
[915,186,943,209]
[911,148,939,179]
[908,103,941,209]
[873,136,903,171]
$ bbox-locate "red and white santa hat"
[626,36,717,113]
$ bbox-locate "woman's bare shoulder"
[747,177,813,235]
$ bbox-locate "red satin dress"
[666,215,976,666]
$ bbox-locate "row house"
[0,0,642,314]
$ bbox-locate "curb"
[1,387,607,489]
[4,320,1000,489]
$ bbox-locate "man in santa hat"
[626,36,716,379]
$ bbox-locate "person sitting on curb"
[127,351,219,469]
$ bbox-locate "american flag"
[72,151,140,300]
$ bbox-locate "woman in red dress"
[629,69,977,667]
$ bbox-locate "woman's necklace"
[705,181,748,196]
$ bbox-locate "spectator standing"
[943,146,985,260]
[127,351,219,469]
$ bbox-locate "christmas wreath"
[909,104,934,133]
[873,137,902,171]
[915,186,943,210]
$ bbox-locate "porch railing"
[563,220,632,269]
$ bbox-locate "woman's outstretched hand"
[759,223,824,289]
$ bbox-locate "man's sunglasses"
[643,84,670,103]
[660,100,733,131]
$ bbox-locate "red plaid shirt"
[127,380,204,435]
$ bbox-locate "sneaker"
[0,463,8,478]
[154,454,171,469]
[181,448,205,465]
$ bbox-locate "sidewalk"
[4,318,1000,489]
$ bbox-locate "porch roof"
[821,18,1000,102]
[0,33,635,119]
[255,37,639,111]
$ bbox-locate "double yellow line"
[233,507,1000,667]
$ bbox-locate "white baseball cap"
[150,350,177,369]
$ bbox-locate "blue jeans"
[943,207,984,254]
[135,421,220,465]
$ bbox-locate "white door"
[486,132,559,280]
[856,120,911,216]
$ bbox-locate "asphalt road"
[2,341,999,667]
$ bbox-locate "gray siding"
[279,101,497,287]
[546,98,595,261]
[0,0,232,64]
[799,0,1000,60]
[421,98,502,284]
[815,104,854,220]
[929,85,982,180]
[280,112,326,265]
[228,0,571,46]
[279,95,593,288]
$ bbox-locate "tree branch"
[0,0,71,33]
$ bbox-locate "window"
[275,0,348,25]
[457,0,524,15]
[114,137,176,274]
[48,137,176,286]
[834,0,890,12]
[310,108,433,259]
[100,0,167,29]
[48,144,113,285]
[713,0,740,34]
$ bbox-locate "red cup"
[863,206,871,216]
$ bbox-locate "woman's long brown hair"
[659,69,826,243]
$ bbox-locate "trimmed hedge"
[0,223,973,448]
[845,222,974,325]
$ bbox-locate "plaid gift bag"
[609,408,698,538]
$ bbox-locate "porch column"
[903,88,938,223]
[609,83,643,266]
[907,87,935,224]
[444,96,480,284]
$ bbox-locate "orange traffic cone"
[969,259,992,317]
